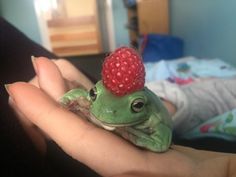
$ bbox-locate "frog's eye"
[89,87,97,101]
[131,98,145,113]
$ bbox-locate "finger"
[9,97,47,154]
[32,57,67,100]
[28,59,74,97]
[9,70,47,153]
[25,58,87,143]
[29,76,39,88]
[53,59,94,90]
[6,82,146,177]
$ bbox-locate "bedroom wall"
[0,0,127,52]
[0,0,42,45]
[112,0,130,47]
[170,0,236,66]
[1,0,235,65]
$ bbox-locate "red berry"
[102,47,145,96]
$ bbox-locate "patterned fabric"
[146,77,236,137]
[182,109,236,141]
[144,56,236,83]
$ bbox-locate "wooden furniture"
[46,0,102,57]
[127,0,169,47]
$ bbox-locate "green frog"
[60,81,172,152]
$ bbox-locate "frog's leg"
[60,88,87,104]
[60,88,91,118]
[121,118,172,152]
[116,112,172,152]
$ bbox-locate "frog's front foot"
[60,88,91,119]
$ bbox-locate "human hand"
[6,57,232,177]
[7,57,94,155]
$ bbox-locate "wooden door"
[138,0,169,34]
[46,0,102,57]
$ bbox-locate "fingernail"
[31,56,38,74]
[4,84,13,98]
[5,84,10,94]
[5,84,16,104]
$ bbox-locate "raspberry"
[102,47,145,96]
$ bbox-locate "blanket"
[145,57,236,141]
[145,56,236,84]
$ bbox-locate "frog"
[60,80,172,152]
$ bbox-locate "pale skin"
[6,57,236,177]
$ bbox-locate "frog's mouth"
[88,113,145,131]
[89,113,116,131]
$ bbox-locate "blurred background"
[1,0,236,80]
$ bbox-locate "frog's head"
[87,81,150,130]
[85,47,169,131]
